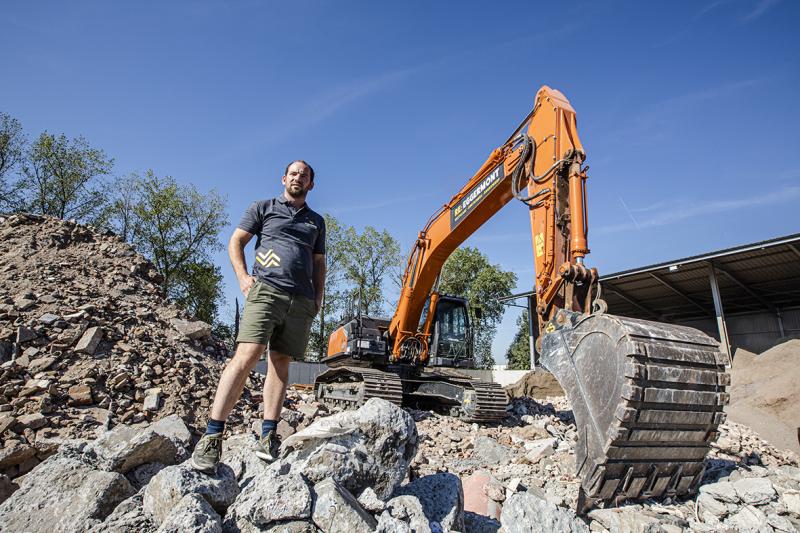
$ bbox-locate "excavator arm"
[388,86,595,364]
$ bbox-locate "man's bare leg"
[263,350,291,421]
[209,342,267,421]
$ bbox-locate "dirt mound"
[727,340,800,454]
[0,214,263,481]
[504,370,564,399]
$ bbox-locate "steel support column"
[708,263,731,365]
[527,295,538,370]
[712,262,785,337]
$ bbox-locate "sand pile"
[504,369,564,399]
[727,339,800,454]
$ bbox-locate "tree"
[107,170,228,321]
[342,226,401,316]
[106,173,140,242]
[439,247,517,369]
[0,112,26,212]
[172,261,225,324]
[505,310,532,370]
[19,132,113,223]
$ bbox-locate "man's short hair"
[285,160,315,182]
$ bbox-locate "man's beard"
[286,184,307,198]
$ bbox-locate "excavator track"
[415,370,508,422]
[540,311,730,511]
[314,366,403,410]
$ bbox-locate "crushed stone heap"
[0,214,264,482]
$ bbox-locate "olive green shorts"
[236,280,316,359]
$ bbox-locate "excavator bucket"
[539,311,730,511]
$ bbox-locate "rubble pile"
[2,391,798,532]
[0,214,264,485]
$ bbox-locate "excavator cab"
[420,295,475,368]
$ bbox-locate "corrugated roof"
[600,234,800,321]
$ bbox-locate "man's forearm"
[229,239,249,280]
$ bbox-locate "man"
[191,160,326,473]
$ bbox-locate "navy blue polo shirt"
[237,196,326,300]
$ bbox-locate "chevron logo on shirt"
[256,249,281,267]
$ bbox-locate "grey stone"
[143,462,239,525]
[357,486,386,513]
[524,437,557,464]
[126,462,165,490]
[767,512,797,532]
[264,521,319,532]
[281,398,418,499]
[75,326,104,354]
[38,313,59,325]
[777,466,800,483]
[397,472,464,532]
[385,495,431,533]
[224,466,312,530]
[589,508,666,532]
[157,493,222,533]
[375,510,413,533]
[96,491,158,533]
[151,414,192,447]
[221,433,269,484]
[170,318,212,339]
[502,492,589,533]
[28,355,56,373]
[0,454,135,532]
[472,436,512,463]
[311,478,377,533]
[699,480,740,503]
[91,424,180,473]
[697,492,729,521]
[297,403,320,420]
[734,476,777,505]
[143,390,162,411]
[16,326,37,343]
[724,504,769,532]
[15,298,35,311]
[784,490,800,517]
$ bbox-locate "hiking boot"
[255,430,281,462]
[190,432,223,473]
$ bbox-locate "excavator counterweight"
[315,85,729,511]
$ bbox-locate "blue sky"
[2,1,798,362]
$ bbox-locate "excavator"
[314,86,730,510]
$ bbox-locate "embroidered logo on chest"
[256,249,281,267]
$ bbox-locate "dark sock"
[205,418,225,436]
[262,419,278,438]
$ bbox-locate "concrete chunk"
[312,478,377,533]
[75,326,104,354]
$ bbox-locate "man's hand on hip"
[239,275,257,296]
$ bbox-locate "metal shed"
[601,233,800,357]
